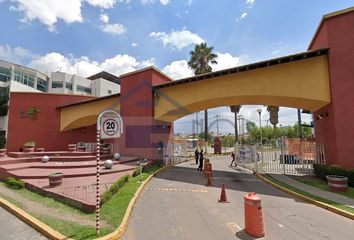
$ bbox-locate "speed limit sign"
[101,116,120,139]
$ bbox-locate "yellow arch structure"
[154,52,330,122]
[59,49,330,130]
[60,95,120,131]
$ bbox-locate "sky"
[0,0,353,134]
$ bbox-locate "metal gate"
[235,138,326,176]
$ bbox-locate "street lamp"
[256,108,263,163]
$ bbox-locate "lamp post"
[256,108,263,163]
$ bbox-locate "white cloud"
[28,51,154,77]
[211,52,240,71]
[162,60,193,80]
[246,0,255,8]
[101,23,127,35]
[85,0,117,9]
[0,44,33,63]
[162,52,240,80]
[236,12,247,21]
[150,29,204,50]
[10,0,83,32]
[159,0,169,5]
[99,13,109,23]
[141,0,169,5]
[187,0,192,6]
[131,42,138,47]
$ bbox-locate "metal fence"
[234,138,326,176]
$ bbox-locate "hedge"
[100,174,129,205]
[4,177,25,189]
[313,164,354,187]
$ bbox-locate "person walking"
[230,152,236,167]
[194,149,199,165]
[198,149,204,171]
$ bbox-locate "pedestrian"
[198,149,204,171]
[230,152,236,167]
[194,149,199,165]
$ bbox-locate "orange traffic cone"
[218,184,229,203]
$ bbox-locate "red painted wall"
[7,92,96,152]
[119,68,172,161]
[310,10,354,168]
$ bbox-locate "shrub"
[329,164,346,176]
[346,169,354,187]
[4,177,25,189]
[132,167,140,177]
[313,164,354,187]
[0,136,6,149]
[313,164,328,181]
[100,174,129,205]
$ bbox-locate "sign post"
[96,110,123,236]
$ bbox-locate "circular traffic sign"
[103,118,119,136]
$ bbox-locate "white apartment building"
[0,59,121,142]
[48,71,120,97]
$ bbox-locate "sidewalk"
[269,174,354,208]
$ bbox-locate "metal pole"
[257,111,263,163]
[297,109,302,138]
[196,112,199,137]
[96,129,101,236]
[216,115,219,136]
[235,111,238,142]
[204,110,208,153]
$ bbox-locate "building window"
[37,78,47,92]
[108,90,112,94]
[65,82,73,90]
[14,71,36,88]
[77,85,92,94]
[0,67,11,82]
[52,81,63,88]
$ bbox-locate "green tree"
[188,43,218,151]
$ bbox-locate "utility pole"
[204,110,208,153]
[216,115,219,136]
[297,109,302,138]
[196,112,199,136]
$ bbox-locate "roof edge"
[154,48,329,90]
[308,6,354,49]
[119,66,173,81]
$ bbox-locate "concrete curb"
[0,196,66,240]
[254,172,354,220]
[0,164,170,240]
[97,164,171,240]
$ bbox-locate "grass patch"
[0,164,162,239]
[294,177,354,200]
[0,192,23,208]
[100,164,162,227]
[35,215,112,240]
[4,183,95,220]
[264,174,354,215]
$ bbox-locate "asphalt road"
[122,158,354,240]
[0,206,47,240]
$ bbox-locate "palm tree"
[230,105,241,142]
[188,43,218,153]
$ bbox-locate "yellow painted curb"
[255,172,354,220]
[0,196,67,240]
[97,164,171,240]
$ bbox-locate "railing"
[235,138,325,176]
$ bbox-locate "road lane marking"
[145,188,208,193]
